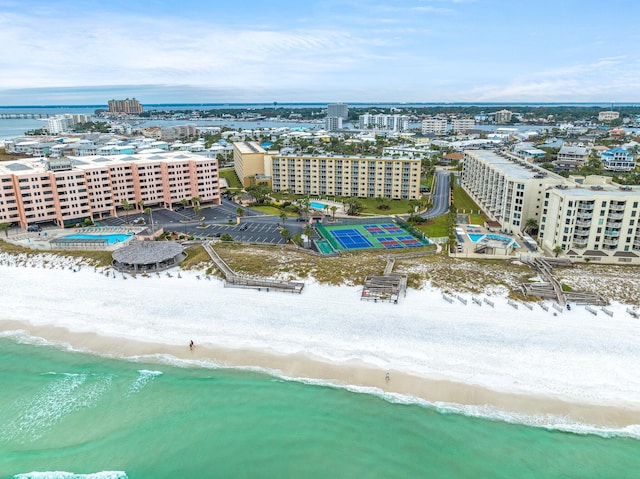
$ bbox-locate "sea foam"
[13,472,127,479]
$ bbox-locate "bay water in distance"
[1,336,639,478]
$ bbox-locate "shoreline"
[2,319,640,433]
[2,252,640,435]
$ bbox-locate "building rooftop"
[112,241,184,265]
[234,141,266,154]
[0,150,213,176]
[466,149,553,181]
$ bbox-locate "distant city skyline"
[1,0,639,105]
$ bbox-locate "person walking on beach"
[189,340,194,351]
[385,372,390,382]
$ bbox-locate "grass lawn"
[272,194,412,216]
[415,214,449,237]
[249,205,284,216]
[453,184,487,224]
[219,168,242,189]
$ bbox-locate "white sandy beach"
[2,252,640,433]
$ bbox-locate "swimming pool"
[61,233,134,244]
[468,233,519,247]
[309,201,330,210]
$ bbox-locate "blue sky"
[0,0,638,104]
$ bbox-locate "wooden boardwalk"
[202,242,304,293]
[521,257,606,306]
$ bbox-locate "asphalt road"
[421,170,451,219]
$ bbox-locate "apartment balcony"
[603,238,618,246]
[571,239,588,249]
[574,228,590,236]
[578,203,594,211]
[575,220,592,228]
[577,211,593,219]
[606,220,622,228]
[607,213,624,220]
[609,203,626,212]
[604,230,620,237]
[634,239,640,248]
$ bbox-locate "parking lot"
[88,199,306,245]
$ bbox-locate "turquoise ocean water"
[1,337,639,479]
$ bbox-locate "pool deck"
[453,224,533,258]
[5,226,146,251]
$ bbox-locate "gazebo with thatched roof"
[112,241,185,272]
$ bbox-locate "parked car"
[27,225,42,232]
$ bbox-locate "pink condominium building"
[0,151,220,228]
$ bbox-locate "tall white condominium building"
[598,111,620,121]
[324,116,343,131]
[538,179,640,264]
[492,109,513,123]
[359,114,409,132]
[461,150,564,233]
[451,118,476,133]
[47,114,92,134]
[327,103,349,119]
[421,118,447,135]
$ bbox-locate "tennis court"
[316,222,430,252]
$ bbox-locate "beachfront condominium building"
[327,103,349,119]
[324,116,343,131]
[451,118,476,133]
[461,150,564,233]
[421,118,447,135]
[270,154,420,199]
[538,178,640,264]
[0,151,219,229]
[233,141,420,199]
[108,98,143,115]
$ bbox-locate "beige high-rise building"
[270,154,420,199]
[233,142,271,187]
[108,98,143,114]
[232,142,420,199]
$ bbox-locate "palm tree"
[236,207,244,224]
[121,199,132,224]
[137,199,145,212]
[279,211,287,228]
[303,224,314,247]
[280,228,290,243]
[180,198,189,209]
[194,203,202,222]
[330,205,337,221]
[553,245,563,257]
[0,222,9,238]
[191,196,202,208]
[144,207,154,229]
[524,218,538,236]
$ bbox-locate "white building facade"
[461,150,564,233]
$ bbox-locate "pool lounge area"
[50,232,136,249]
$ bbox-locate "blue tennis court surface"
[331,228,374,249]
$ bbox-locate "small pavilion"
[112,241,185,273]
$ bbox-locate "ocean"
[1,336,639,479]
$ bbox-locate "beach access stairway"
[521,257,606,306]
[202,241,304,293]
